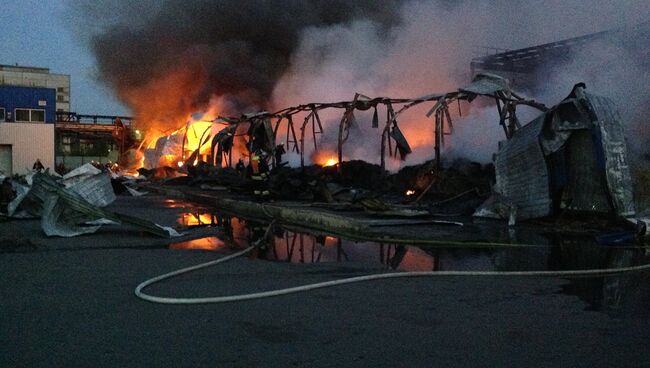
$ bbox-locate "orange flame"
[312,150,340,166]
[324,157,338,167]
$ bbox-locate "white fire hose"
[135,244,650,305]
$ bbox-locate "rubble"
[1,169,181,238]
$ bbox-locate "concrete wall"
[0,123,55,175]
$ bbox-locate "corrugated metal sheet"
[586,92,636,216]
[494,114,552,219]
[460,73,509,95]
[485,84,636,222]
[565,130,612,212]
[0,123,54,174]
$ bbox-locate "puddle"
[173,215,437,271]
[171,210,650,317]
[178,212,221,227]
[170,237,227,251]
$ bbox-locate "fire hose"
[135,226,650,305]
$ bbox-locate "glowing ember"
[406,190,416,196]
[324,157,337,167]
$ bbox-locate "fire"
[140,118,218,169]
[324,157,338,167]
[312,150,340,167]
[406,190,416,196]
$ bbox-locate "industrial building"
[0,63,138,175]
[0,64,70,112]
[0,84,56,175]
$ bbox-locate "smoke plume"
[72,0,649,164]
[71,0,404,130]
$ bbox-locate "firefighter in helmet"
[248,149,270,202]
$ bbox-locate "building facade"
[0,85,56,175]
[0,64,70,112]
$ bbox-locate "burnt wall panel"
[586,93,635,216]
[494,115,552,219]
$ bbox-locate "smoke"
[271,0,649,166]
[70,0,404,130]
[72,0,649,164]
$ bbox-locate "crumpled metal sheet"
[41,194,102,237]
[389,125,412,160]
[62,163,101,182]
[488,114,552,220]
[67,173,116,207]
[473,192,518,226]
[585,92,636,217]
[6,180,35,218]
[24,173,182,238]
[460,73,509,96]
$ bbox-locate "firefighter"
[32,159,44,173]
[274,143,286,168]
[235,158,246,178]
[248,149,270,202]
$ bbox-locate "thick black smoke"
[81,0,405,115]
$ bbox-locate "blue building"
[0,85,56,175]
[0,85,56,124]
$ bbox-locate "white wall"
[0,123,54,175]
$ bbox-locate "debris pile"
[0,163,179,238]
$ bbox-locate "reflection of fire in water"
[270,231,436,271]
[170,213,437,271]
[178,213,217,227]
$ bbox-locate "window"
[31,110,45,122]
[15,108,46,123]
[15,109,30,121]
[0,108,4,122]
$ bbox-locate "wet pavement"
[171,207,650,318]
[2,195,650,366]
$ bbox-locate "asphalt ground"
[2,196,650,367]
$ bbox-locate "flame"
[312,150,339,166]
[177,161,184,167]
[324,157,337,167]
[406,189,416,196]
